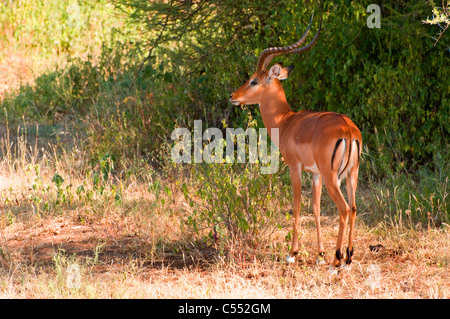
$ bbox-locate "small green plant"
[28,164,51,216]
[99,153,116,181]
[90,153,123,204]
[52,172,74,208]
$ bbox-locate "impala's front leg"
[312,173,325,264]
[287,165,302,263]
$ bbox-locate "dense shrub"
[115,0,449,178]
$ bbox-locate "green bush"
[115,0,449,178]
[2,0,448,176]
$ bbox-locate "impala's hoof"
[286,255,295,264]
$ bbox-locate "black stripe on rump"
[331,138,343,170]
[355,140,360,166]
[339,138,353,180]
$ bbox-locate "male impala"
[230,13,362,269]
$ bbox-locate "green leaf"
[52,173,64,188]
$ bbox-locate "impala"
[229,13,362,269]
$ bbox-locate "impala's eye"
[250,78,259,86]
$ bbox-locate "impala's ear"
[279,65,294,80]
[268,64,294,81]
[268,63,282,80]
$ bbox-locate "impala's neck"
[258,83,293,138]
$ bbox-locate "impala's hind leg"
[345,167,359,266]
[324,176,350,268]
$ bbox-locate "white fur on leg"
[286,255,295,263]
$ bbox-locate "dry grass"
[0,130,448,299]
[0,210,448,298]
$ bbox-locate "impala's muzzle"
[229,93,240,106]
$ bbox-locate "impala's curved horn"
[256,12,321,73]
[288,17,322,55]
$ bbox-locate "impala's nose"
[229,93,238,105]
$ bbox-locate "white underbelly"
[303,163,319,174]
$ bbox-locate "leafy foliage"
[422,0,450,44]
[114,0,449,178]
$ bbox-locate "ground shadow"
[2,216,217,273]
